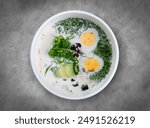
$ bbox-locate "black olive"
[81,84,89,91]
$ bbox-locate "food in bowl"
[31,11,119,99]
[44,18,112,92]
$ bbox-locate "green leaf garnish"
[48,36,78,63]
[45,65,51,75]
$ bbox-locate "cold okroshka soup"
[37,18,112,96]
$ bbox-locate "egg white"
[79,28,99,54]
[79,53,104,74]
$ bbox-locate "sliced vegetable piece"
[54,65,68,78]
[54,63,79,78]
[65,63,76,77]
[73,63,79,75]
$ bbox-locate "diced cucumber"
[54,65,68,78]
[81,84,89,91]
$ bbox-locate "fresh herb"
[45,65,51,75]
[51,66,57,72]
[48,36,78,63]
[90,39,112,82]
[48,36,80,77]
[55,18,85,39]
[55,18,109,40]
[45,64,57,75]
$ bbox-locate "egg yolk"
[80,32,96,46]
[84,58,100,72]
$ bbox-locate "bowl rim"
[30,10,119,100]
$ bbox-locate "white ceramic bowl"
[30,10,119,100]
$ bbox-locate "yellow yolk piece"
[80,32,96,46]
[84,58,100,72]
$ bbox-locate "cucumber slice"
[65,64,76,77]
[54,63,79,78]
[73,63,79,75]
[54,65,68,78]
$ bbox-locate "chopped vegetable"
[81,84,89,91]
[54,63,79,78]
[55,64,68,78]
[72,83,79,87]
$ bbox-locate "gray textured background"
[0,0,150,111]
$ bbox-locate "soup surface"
[36,18,112,95]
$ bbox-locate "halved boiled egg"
[80,28,99,54]
[80,54,104,73]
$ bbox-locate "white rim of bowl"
[30,10,119,100]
